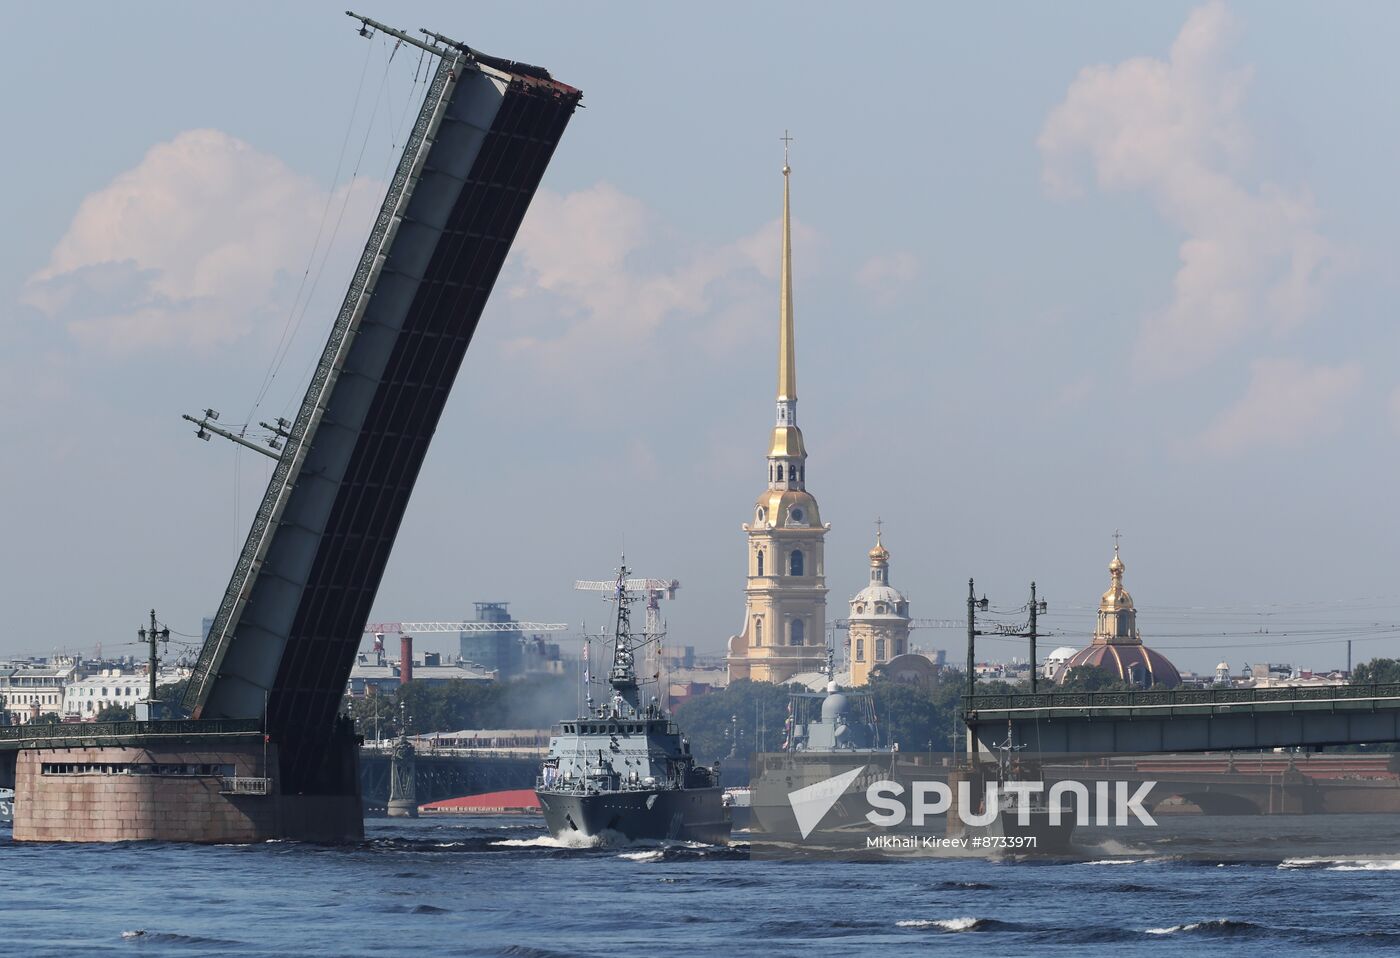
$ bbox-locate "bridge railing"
[0,718,263,745]
[967,683,1400,713]
[359,743,546,760]
[219,775,272,795]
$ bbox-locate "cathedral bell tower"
[726,138,830,685]
[847,524,912,686]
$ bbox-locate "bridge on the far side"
[964,683,1400,755]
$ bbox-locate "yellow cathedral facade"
[847,526,914,686]
[726,148,830,684]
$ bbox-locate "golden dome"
[752,488,821,528]
[768,424,807,459]
[1100,584,1134,611]
[868,525,889,562]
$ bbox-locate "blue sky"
[2,2,1398,673]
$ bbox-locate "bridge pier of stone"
[3,721,364,843]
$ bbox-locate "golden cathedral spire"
[778,130,796,404]
[768,131,806,469]
[726,132,828,687]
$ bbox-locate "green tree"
[866,678,940,752]
[95,704,135,722]
[1056,668,1149,692]
[154,679,191,718]
[1352,658,1400,685]
[673,679,796,762]
[343,674,578,738]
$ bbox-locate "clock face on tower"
[789,507,804,524]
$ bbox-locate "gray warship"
[535,563,728,845]
[0,787,12,827]
[736,654,899,834]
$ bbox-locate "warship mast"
[607,561,642,715]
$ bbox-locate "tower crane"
[363,621,569,635]
[831,618,964,631]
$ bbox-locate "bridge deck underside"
[270,83,576,756]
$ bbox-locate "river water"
[2,817,1397,957]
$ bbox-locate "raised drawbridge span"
[178,16,581,795]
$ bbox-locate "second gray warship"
[535,563,728,845]
[734,653,899,834]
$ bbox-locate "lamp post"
[1028,582,1048,693]
[965,579,989,702]
[136,609,170,721]
[964,580,988,760]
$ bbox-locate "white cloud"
[1195,358,1361,454]
[24,129,379,352]
[856,251,919,306]
[1038,2,1335,377]
[498,182,807,367]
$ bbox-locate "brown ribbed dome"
[1055,643,1182,689]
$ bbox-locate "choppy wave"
[701,875,765,888]
[931,880,995,890]
[1280,858,1400,872]
[492,833,602,850]
[1145,919,1264,937]
[383,903,452,915]
[896,917,1009,932]
[493,947,579,958]
[119,930,247,945]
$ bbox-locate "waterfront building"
[847,527,913,686]
[0,660,77,724]
[1055,541,1182,689]
[1043,646,1080,683]
[346,646,494,697]
[726,149,829,685]
[61,667,190,721]
[461,602,523,676]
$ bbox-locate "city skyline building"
[726,144,830,685]
[1055,539,1182,689]
[847,524,913,686]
